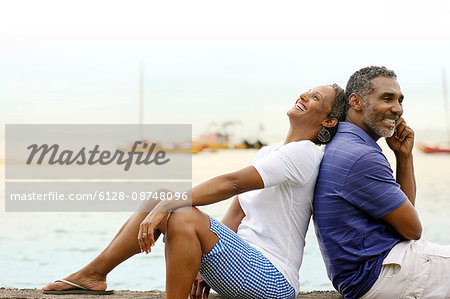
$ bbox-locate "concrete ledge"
[0,288,343,298]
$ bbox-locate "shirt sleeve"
[252,141,322,188]
[342,152,407,219]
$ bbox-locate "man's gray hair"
[344,66,397,112]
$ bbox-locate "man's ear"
[322,117,338,128]
[348,93,363,111]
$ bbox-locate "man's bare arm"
[386,118,416,205]
[383,118,421,239]
[382,201,421,240]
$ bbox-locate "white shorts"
[360,239,450,299]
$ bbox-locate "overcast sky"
[1,0,450,142]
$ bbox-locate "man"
[314,66,450,299]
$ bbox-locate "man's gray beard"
[362,103,395,138]
[384,127,395,138]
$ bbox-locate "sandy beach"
[0,288,342,299]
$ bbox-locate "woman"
[43,84,346,298]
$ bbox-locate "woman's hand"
[138,211,168,254]
[190,273,210,299]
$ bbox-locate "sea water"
[0,143,449,291]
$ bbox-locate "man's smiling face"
[360,77,404,139]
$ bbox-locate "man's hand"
[386,117,417,205]
[190,273,210,299]
[138,211,168,254]
[386,118,415,156]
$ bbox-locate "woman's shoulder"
[280,140,323,157]
[255,140,323,165]
[253,142,283,159]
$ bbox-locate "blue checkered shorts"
[199,216,295,299]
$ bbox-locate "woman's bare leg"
[43,204,220,296]
[43,202,160,291]
[163,207,219,299]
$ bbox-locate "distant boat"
[194,121,267,150]
[119,140,205,154]
[419,68,450,154]
[418,144,450,154]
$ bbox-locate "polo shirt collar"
[337,122,382,152]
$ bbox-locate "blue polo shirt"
[313,122,407,299]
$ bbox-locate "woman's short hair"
[315,83,346,145]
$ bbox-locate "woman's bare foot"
[42,269,107,291]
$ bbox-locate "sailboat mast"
[139,60,144,140]
[442,67,450,144]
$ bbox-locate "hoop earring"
[318,127,331,143]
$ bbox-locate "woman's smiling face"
[288,85,336,126]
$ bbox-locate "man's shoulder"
[324,133,380,164]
